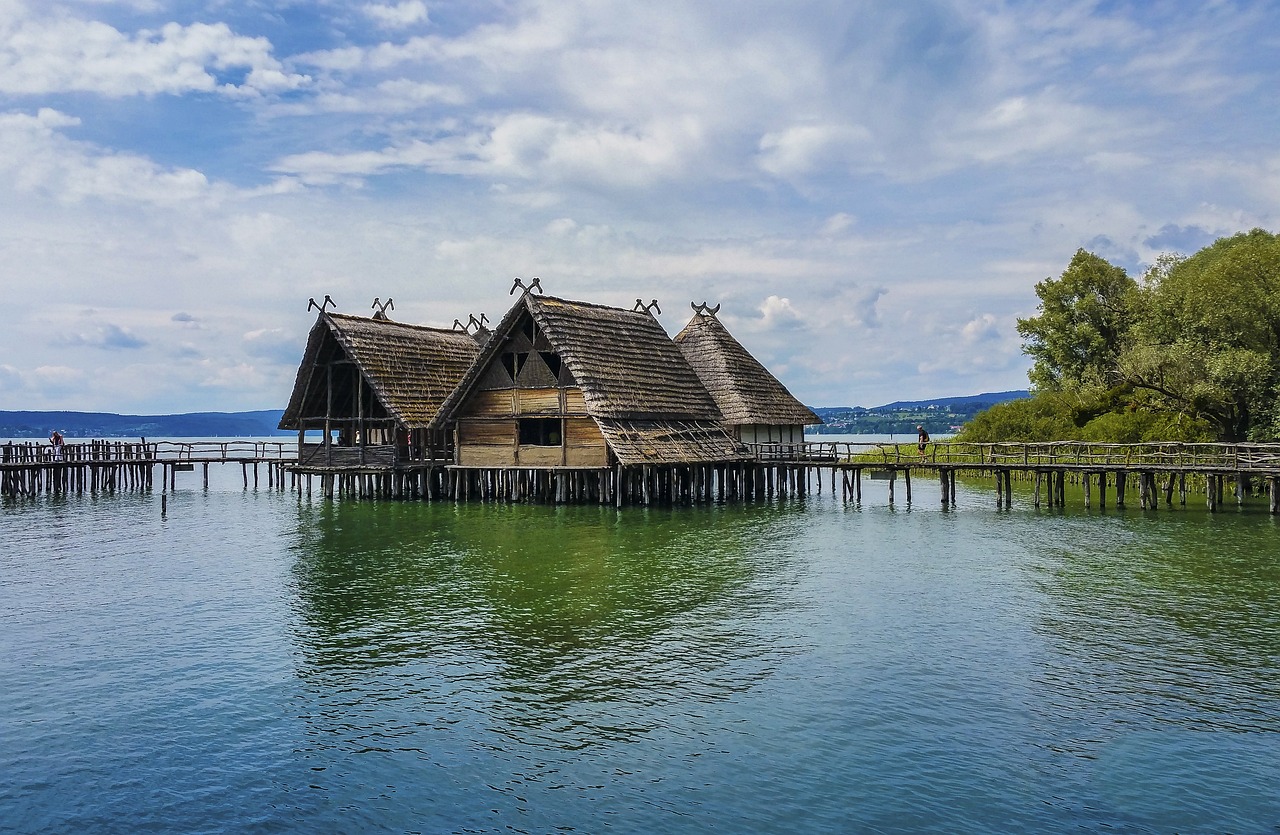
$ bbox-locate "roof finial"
[307,295,336,313]
[371,297,394,320]
[691,301,721,317]
[468,312,490,332]
[633,298,661,316]
[510,277,543,296]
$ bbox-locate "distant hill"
[0,410,289,439]
[871,390,1031,411]
[809,390,1031,435]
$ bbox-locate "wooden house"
[673,305,821,447]
[279,311,480,469]
[432,293,744,472]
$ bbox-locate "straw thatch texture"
[595,419,746,465]
[280,313,479,430]
[674,313,820,427]
[528,296,722,421]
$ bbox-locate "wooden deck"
[6,438,1280,512]
[1,440,293,497]
[745,440,1280,512]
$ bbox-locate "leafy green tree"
[1119,229,1280,441]
[1016,249,1138,392]
[953,394,1079,442]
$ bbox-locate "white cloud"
[757,295,805,331]
[0,364,23,391]
[58,321,148,350]
[0,108,214,204]
[0,4,308,97]
[820,213,857,236]
[757,124,874,179]
[362,1,429,30]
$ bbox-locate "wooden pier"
[1,440,292,499]
[8,438,1280,514]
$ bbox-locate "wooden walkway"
[749,440,1280,512]
[1,440,292,498]
[6,438,1280,512]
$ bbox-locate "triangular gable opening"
[516,350,558,387]
[479,361,515,390]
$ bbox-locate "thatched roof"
[435,293,745,464]
[531,296,722,420]
[674,310,821,426]
[280,313,479,430]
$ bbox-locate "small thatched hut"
[433,292,744,469]
[674,305,820,447]
[280,311,480,467]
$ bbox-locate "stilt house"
[279,311,480,468]
[674,305,821,447]
[432,292,745,470]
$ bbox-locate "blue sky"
[2,0,1278,413]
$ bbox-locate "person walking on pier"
[916,425,930,462]
[50,429,65,461]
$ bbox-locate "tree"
[1119,229,1280,441]
[1016,249,1138,392]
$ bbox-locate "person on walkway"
[50,430,65,461]
[916,425,930,461]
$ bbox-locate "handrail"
[1,439,294,465]
[742,440,1280,472]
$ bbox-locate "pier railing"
[745,440,1280,473]
[1,440,293,465]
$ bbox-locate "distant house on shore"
[431,291,744,469]
[674,305,820,447]
[279,311,479,467]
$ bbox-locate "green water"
[2,471,1279,832]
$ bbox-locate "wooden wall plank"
[459,419,515,445]
[515,388,560,415]
[517,446,563,467]
[458,446,517,467]
[565,417,606,446]
[461,390,514,417]
[564,388,587,414]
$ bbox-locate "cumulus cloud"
[0,108,213,203]
[757,295,805,331]
[0,3,308,97]
[757,124,874,179]
[0,364,23,391]
[58,322,148,350]
[362,1,429,29]
[242,327,301,364]
[272,114,702,189]
[820,213,857,236]
[1142,224,1215,255]
[960,313,1001,344]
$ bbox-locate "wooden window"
[518,417,562,446]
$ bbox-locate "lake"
[3,453,1279,832]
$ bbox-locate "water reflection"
[1020,510,1280,825]
[288,500,804,749]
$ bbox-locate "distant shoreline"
[0,409,291,439]
[1,390,1028,439]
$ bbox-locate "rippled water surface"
[3,467,1280,833]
